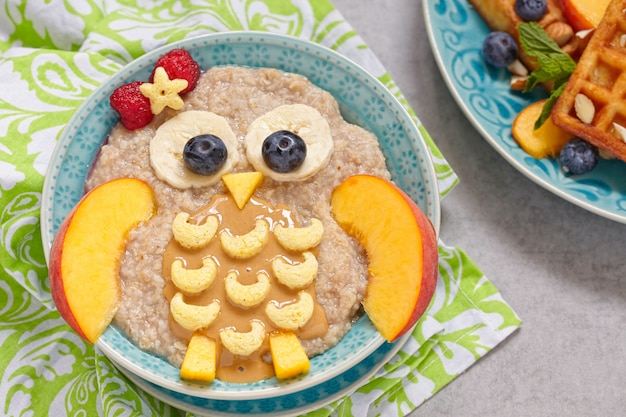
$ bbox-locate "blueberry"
[183,134,227,176]
[482,32,518,68]
[262,130,307,173]
[515,0,547,21]
[559,138,598,175]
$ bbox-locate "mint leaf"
[518,21,565,57]
[517,22,576,126]
[534,82,567,130]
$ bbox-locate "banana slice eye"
[245,104,334,181]
[150,111,240,189]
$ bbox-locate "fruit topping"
[262,130,307,173]
[109,48,201,129]
[330,175,438,343]
[180,333,217,382]
[222,172,264,210]
[49,178,156,343]
[139,66,188,115]
[482,31,519,68]
[149,111,240,189]
[245,104,333,181]
[560,0,611,31]
[150,48,200,94]
[183,134,228,176]
[559,138,599,174]
[512,99,573,159]
[515,0,547,21]
[269,332,310,380]
[109,81,154,130]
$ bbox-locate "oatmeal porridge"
[85,65,391,380]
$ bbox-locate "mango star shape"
[139,66,188,115]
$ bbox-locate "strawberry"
[150,48,200,94]
[109,81,154,130]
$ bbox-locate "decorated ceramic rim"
[109,330,409,416]
[41,31,440,401]
[423,0,626,223]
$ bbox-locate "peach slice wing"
[330,175,438,342]
[49,178,156,343]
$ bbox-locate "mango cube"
[180,333,217,382]
[269,332,310,380]
[222,172,264,209]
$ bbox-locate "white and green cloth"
[0,1,522,416]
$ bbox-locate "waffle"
[551,0,626,162]
[467,0,584,73]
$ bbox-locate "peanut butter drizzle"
[162,194,328,383]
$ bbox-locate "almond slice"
[612,122,626,142]
[574,93,595,124]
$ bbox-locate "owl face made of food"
[57,49,437,386]
[150,104,339,383]
[84,57,390,384]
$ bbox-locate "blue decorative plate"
[424,0,626,223]
[40,32,440,413]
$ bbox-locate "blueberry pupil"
[262,130,307,173]
[183,134,227,176]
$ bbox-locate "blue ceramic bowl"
[41,31,440,411]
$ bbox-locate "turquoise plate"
[424,0,626,223]
[41,32,440,412]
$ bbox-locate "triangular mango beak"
[222,172,264,210]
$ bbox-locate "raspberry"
[150,49,200,94]
[109,81,154,130]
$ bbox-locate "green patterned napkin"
[0,1,521,416]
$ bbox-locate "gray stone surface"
[332,0,626,415]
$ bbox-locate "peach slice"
[49,178,156,343]
[512,100,573,159]
[330,175,438,342]
[560,0,610,31]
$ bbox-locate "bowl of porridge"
[41,32,440,414]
